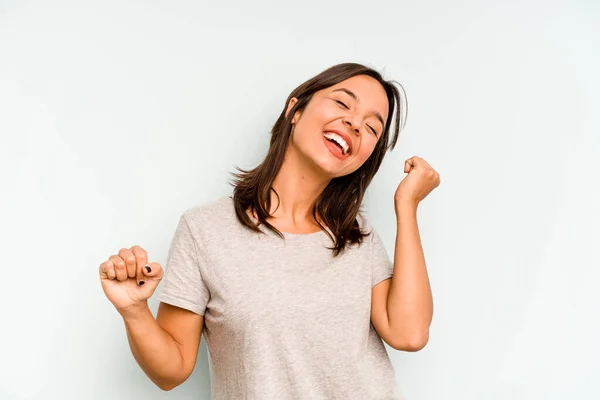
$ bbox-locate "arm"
[371,201,432,351]
[371,155,439,351]
[123,302,204,390]
[100,216,208,390]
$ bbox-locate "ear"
[285,97,300,123]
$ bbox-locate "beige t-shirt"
[157,196,404,399]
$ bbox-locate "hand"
[99,245,164,315]
[395,156,440,208]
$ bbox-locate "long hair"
[231,62,407,256]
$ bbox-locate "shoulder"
[356,211,391,248]
[356,211,374,230]
[356,211,376,241]
[180,196,236,233]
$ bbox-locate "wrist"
[118,301,151,321]
[394,196,418,213]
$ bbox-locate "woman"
[99,62,440,399]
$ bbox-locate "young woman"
[99,62,440,399]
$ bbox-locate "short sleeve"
[370,226,394,288]
[156,215,210,316]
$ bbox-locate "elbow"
[401,336,429,352]
[387,330,429,352]
[155,379,183,391]
[156,382,177,391]
[151,374,188,391]
[149,363,194,391]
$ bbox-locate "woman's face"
[287,74,389,178]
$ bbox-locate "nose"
[343,117,360,135]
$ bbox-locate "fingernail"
[145,265,152,273]
[139,280,145,286]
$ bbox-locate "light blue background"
[0,0,598,398]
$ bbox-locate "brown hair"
[231,62,407,255]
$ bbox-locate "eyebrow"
[332,88,386,128]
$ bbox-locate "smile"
[322,130,352,159]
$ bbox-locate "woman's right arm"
[99,245,203,391]
[122,302,204,390]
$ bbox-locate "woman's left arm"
[371,156,440,352]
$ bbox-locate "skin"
[99,74,440,390]
[266,75,389,232]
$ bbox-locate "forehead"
[326,75,389,121]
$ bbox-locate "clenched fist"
[395,156,440,207]
[99,245,163,314]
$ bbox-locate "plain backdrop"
[1,0,598,399]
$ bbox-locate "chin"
[312,158,351,178]
[299,145,355,178]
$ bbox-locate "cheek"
[295,103,339,140]
[306,100,341,127]
[355,137,378,161]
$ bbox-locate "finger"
[131,245,149,285]
[142,261,164,281]
[404,157,414,173]
[419,158,433,170]
[118,248,137,278]
[110,255,128,281]
[415,156,435,170]
[99,260,117,280]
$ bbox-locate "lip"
[323,129,353,156]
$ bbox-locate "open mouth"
[323,131,351,156]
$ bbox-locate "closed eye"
[335,98,379,136]
[367,124,378,136]
[335,100,349,109]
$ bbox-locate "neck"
[269,146,330,231]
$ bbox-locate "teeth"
[324,132,350,155]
